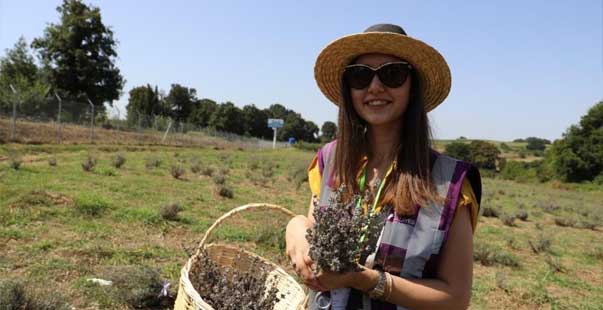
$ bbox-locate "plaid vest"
[308,141,481,310]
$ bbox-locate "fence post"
[87,98,94,143]
[54,92,63,144]
[162,119,173,143]
[8,84,19,141]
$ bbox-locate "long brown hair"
[334,69,443,215]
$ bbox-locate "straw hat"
[314,24,451,112]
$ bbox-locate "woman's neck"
[367,121,402,165]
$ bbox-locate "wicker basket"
[174,203,307,310]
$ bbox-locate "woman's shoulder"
[430,149,482,206]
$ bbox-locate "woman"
[285,24,482,310]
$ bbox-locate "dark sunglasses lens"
[344,66,374,89]
[377,63,410,88]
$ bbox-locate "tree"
[126,84,162,127]
[242,104,271,138]
[32,0,124,119]
[188,98,217,128]
[208,102,244,134]
[549,101,603,182]
[321,121,337,142]
[267,103,288,120]
[469,140,501,170]
[0,37,51,117]
[165,84,197,122]
[444,141,472,162]
[525,137,550,151]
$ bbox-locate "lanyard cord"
[355,161,395,246]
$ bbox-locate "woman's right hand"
[285,215,326,292]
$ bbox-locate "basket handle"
[194,203,297,257]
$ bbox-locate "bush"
[213,174,226,185]
[48,157,57,166]
[218,185,234,198]
[0,280,70,310]
[515,210,529,221]
[473,242,520,267]
[201,166,214,176]
[75,193,110,217]
[85,265,171,309]
[528,235,552,254]
[170,165,185,179]
[554,217,577,228]
[145,157,162,169]
[482,206,500,218]
[500,214,516,227]
[82,155,96,172]
[8,151,22,170]
[545,255,565,273]
[159,203,183,221]
[444,141,471,162]
[112,153,126,169]
[469,140,501,170]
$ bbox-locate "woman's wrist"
[349,267,380,292]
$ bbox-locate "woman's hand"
[314,270,356,291]
[286,215,326,292]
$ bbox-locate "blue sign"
[267,118,284,128]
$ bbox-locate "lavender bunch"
[190,249,283,309]
[306,185,369,273]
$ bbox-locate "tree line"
[445,101,603,183]
[0,0,337,143]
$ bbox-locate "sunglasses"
[343,61,412,89]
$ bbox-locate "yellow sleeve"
[308,154,321,198]
[455,178,479,233]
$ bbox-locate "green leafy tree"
[469,140,501,170]
[0,37,51,117]
[188,98,217,127]
[208,102,244,134]
[126,84,162,127]
[242,104,271,138]
[32,0,124,119]
[444,141,472,162]
[165,84,197,122]
[267,103,288,120]
[549,101,603,182]
[525,137,550,151]
[320,121,337,142]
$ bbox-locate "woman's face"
[350,53,412,128]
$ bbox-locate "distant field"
[1,126,602,309]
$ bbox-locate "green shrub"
[160,203,183,221]
[82,155,96,172]
[48,157,57,166]
[481,206,500,218]
[554,217,577,228]
[0,280,70,310]
[112,152,126,169]
[145,157,162,169]
[170,165,185,179]
[444,141,471,162]
[473,242,520,267]
[82,265,170,309]
[201,166,214,176]
[515,210,529,221]
[213,174,226,185]
[528,235,552,254]
[500,214,516,227]
[217,185,233,198]
[75,193,110,217]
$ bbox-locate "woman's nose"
[367,74,385,94]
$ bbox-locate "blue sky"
[1,0,601,141]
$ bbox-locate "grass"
[1,140,602,309]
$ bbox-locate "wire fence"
[0,100,288,149]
